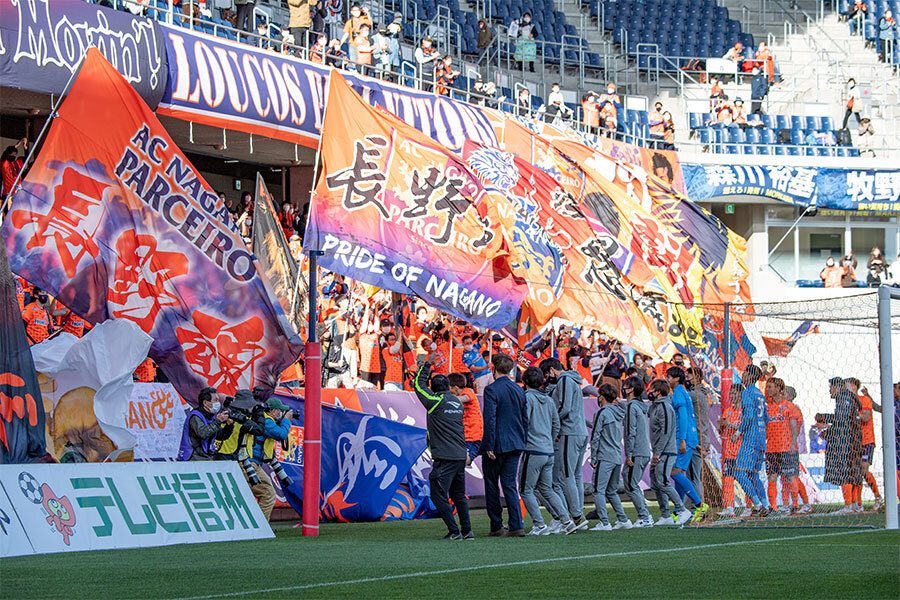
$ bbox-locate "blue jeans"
[483,450,523,532]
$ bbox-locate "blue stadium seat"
[791,115,803,130]
[787,146,801,156]
[821,116,834,131]
[790,129,803,145]
[805,116,820,130]
[760,128,776,144]
[760,114,774,129]
[773,145,786,155]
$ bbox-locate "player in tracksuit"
[734,364,771,517]
[520,367,575,535]
[622,375,653,527]
[414,357,473,540]
[542,358,590,531]
[667,366,709,524]
[589,384,630,531]
[648,379,692,525]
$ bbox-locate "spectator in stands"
[648,102,665,148]
[755,42,775,84]
[236,201,253,241]
[708,76,725,111]
[820,257,843,288]
[840,253,858,287]
[372,27,391,78]
[848,0,867,34]
[310,33,327,63]
[434,55,460,96]
[723,42,744,62]
[515,28,537,73]
[323,0,343,40]
[878,10,897,62]
[867,247,888,286]
[543,83,572,124]
[750,66,768,115]
[350,23,373,74]
[662,111,676,150]
[598,83,621,139]
[1,138,26,199]
[287,0,315,50]
[842,78,862,129]
[482,81,504,109]
[386,20,402,77]
[516,88,533,119]
[414,37,438,90]
[713,97,733,125]
[518,12,538,38]
[582,91,600,134]
[234,0,255,32]
[858,117,875,156]
[326,38,346,68]
[340,4,372,66]
[733,98,749,128]
[255,19,273,49]
[477,19,493,65]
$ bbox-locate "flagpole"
[299,71,338,539]
[1,47,90,221]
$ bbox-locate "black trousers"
[843,108,861,129]
[236,3,254,32]
[430,459,471,535]
[483,450,523,532]
[751,100,763,114]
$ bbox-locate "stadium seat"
[775,115,789,130]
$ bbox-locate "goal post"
[877,285,898,530]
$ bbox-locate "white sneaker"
[546,519,562,534]
[852,503,864,513]
[633,518,654,528]
[873,497,884,511]
[573,516,590,531]
[674,510,692,525]
[719,507,735,518]
[590,522,613,531]
[834,506,854,515]
[654,516,676,526]
[612,519,633,530]
[797,504,812,514]
[776,505,791,515]
[527,525,550,536]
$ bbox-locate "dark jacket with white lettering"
[414,364,467,461]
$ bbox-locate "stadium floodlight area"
[685,289,899,529]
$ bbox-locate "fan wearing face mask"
[22,287,55,345]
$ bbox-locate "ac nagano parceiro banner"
[1,48,302,402]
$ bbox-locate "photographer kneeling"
[177,387,229,461]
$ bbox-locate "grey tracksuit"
[551,370,589,519]
[648,395,685,518]
[623,399,651,521]
[590,403,627,526]
[520,389,569,526]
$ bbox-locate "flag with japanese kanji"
[1,48,302,402]
[304,72,527,329]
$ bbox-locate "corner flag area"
[3,510,897,599]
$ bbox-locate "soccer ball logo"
[18,472,43,504]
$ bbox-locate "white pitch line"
[171,529,882,600]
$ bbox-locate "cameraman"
[248,397,294,520]
[214,389,264,461]
[177,387,229,461]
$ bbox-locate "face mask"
[352,10,360,17]
[210,401,221,413]
[430,342,437,351]
[674,360,683,366]
[523,17,530,22]
[464,345,473,352]
[381,327,390,334]
[607,88,614,94]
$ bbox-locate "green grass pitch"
[3,509,898,599]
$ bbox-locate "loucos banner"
[683,164,900,211]
[0,462,272,557]
[0,0,166,108]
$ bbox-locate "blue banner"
[683,164,900,211]
[0,0,167,108]
[277,396,428,522]
[158,25,498,151]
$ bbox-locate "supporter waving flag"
[305,72,527,329]
[1,49,302,402]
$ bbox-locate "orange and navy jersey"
[382,347,404,384]
[721,405,742,460]
[134,357,156,382]
[58,311,85,338]
[582,99,599,127]
[766,399,794,453]
[460,388,483,442]
[860,393,875,445]
[22,302,52,344]
[576,358,592,385]
[359,332,382,374]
